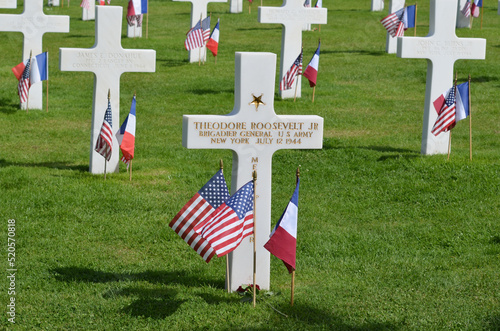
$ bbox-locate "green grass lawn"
[1,0,499,329]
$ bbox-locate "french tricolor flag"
[206,19,220,57]
[128,0,147,16]
[303,41,320,87]
[264,179,299,273]
[30,52,48,85]
[118,95,136,166]
[472,0,482,18]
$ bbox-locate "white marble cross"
[397,0,486,155]
[0,0,69,110]
[173,0,227,63]
[183,52,323,291]
[229,0,242,13]
[456,0,471,28]
[60,6,156,174]
[371,0,384,11]
[258,0,327,99]
[385,0,405,54]
[82,1,96,21]
[0,0,16,8]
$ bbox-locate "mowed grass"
[1,0,500,329]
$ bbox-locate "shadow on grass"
[0,98,20,114]
[0,158,88,172]
[485,315,500,330]
[322,49,386,57]
[190,88,234,95]
[52,266,225,288]
[157,58,190,67]
[322,140,420,161]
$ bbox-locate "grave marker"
[60,6,156,174]
[385,0,405,54]
[82,1,96,21]
[0,0,69,110]
[258,0,327,99]
[173,0,227,63]
[127,20,143,38]
[371,0,384,11]
[183,52,324,291]
[397,0,485,155]
[456,0,471,28]
[0,0,16,8]
[229,0,242,13]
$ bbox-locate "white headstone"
[371,0,384,11]
[397,0,486,155]
[60,6,156,174]
[172,0,227,63]
[456,0,471,28]
[0,0,16,8]
[498,0,500,15]
[229,0,242,13]
[258,0,327,99]
[82,1,96,21]
[0,0,69,110]
[51,0,60,7]
[183,52,324,291]
[385,0,405,54]
[127,20,143,38]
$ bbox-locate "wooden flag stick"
[447,130,452,161]
[252,170,257,308]
[480,6,483,30]
[26,51,33,113]
[469,74,472,161]
[129,160,133,181]
[293,79,299,102]
[104,160,107,180]
[312,86,316,103]
[414,3,418,36]
[220,159,231,293]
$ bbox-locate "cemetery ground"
[0,0,499,329]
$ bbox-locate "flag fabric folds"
[455,82,470,122]
[184,20,204,51]
[169,170,230,263]
[30,52,48,85]
[14,59,31,104]
[206,19,220,56]
[380,7,405,37]
[127,0,147,15]
[194,180,254,258]
[264,179,299,274]
[280,51,302,91]
[461,0,471,17]
[119,95,136,167]
[80,0,90,10]
[95,99,113,161]
[402,5,416,29]
[472,0,482,18]
[432,86,457,136]
[303,0,310,7]
[314,0,322,8]
[202,17,211,42]
[303,41,320,87]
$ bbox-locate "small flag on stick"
[119,94,137,175]
[95,91,113,165]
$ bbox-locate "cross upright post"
[172,0,227,63]
[385,0,405,54]
[258,0,327,99]
[59,6,156,174]
[0,0,69,110]
[183,52,324,291]
[397,0,486,155]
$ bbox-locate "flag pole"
[105,89,111,180]
[26,50,33,113]
[291,166,300,306]
[312,86,316,103]
[221,159,231,293]
[468,74,472,161]
[414,2,418,37]
[480,5,483,30]
[448,74,458,161]
[129,160,132,181]
[46,50,49,113]
[198,15,202,67]
[252,170,257,308]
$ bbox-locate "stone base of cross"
[371,0,384,11]
[82,2,96,21]
[229,0,242,13]
[127,21,143,38]
[183,52,324,291]
[397,0,486,155]
[385,0,405,54]
[60,6,156,174]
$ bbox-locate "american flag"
[202,17,211,43]
[184,21,204,51]
[380,7,405,37]
[432,86,456,136]
[127,14,143,27]
[18,59,31,104]
[280,51,303,91]
[194,180,254,258]
[169,170,230,263]
[303,0,310,7]
[461,0,471,17]
[80,0,90,10]
[95,99,113,161]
